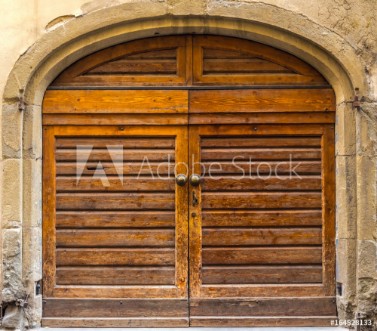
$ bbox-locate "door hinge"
[346,88,365,111]
[18,89,26,112]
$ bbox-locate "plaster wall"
[0,0,376,329]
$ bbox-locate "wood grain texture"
[56,267,175,285]
[43,35,336,326]
[189,316,336,327]
[56,248,176,266]
[43,317,189,328]
[43,298,188,317]
[202,265,322,284]
[190,297,336,316]
[51,36,188,86]
[202,247,322,265]
[190,89,335,113]
[44,90,188,114]
[56,229,175,247]
[193,35,329,86]
[202,228,322,246]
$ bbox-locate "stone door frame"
[1,5,371,327]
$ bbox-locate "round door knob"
[190,174,201,186]
[175,174,188,186]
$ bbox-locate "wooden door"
[188,124,336,326]
[43,35,336,327]
[42,90,190,327]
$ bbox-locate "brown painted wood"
[43,298,188,317]
[192,35,328,86]
[55,211,176,228]
[43,34,336,327]
[56,229,175,247]
[43,317,189,328]
[189,316,336,327]
[189,112,335,125]
[201,210,323,227]
[190,297,336,316]
[202,247,322,265]
[202,266,323,284]
[202,176,322,191]
[56,248,176,266]
[43,90,188,114]
[56,266,175,285]
[202,228,322,246]
[51,36,189,86]
[190,89,335,113]
[43,113,189,126]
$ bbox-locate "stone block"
[2,228,23,302]
[23,105,42,160]
[336,102,356,156]
[356,155,377,241]
[357,240,377,280]
[2,103,22,159]
[336,155,357,239]
[23,158,42,228]
[22,226,42,284]
[167,0,207,15]
[2,158,22,227]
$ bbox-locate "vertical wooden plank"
[321,125,336,295]
[188,125,202,298]
[185,35,193,86]
[175,126,189,297]
[192,38,204,85]
[42,126,57,296]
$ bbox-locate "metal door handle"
[175,174,188,186]
[190,174,201,186]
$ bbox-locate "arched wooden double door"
[42,35,336,327]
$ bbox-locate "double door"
[42,89,336,327]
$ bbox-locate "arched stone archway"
[2,2,372,327]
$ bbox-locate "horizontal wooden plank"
[43,298,188,317]
[56,137,175,149]
[201,136,321,148]
[56,177,175,192]
[56,162,176,176]
[189,316,336,327]
[202,176,321,191]
[127,48,177,59]
[190,89,335,113]
[202,247,322,265]
[202,265,322,284]
[43,90,188,114]
[201,148,321,161]
[56,193,175,210]
[190,297,336,317]
[200,161,322,175]
[202,210,323,227]
[202,192,322,209]
[56,266,175,285]
[42,318,189,328]
[189,112,335,125]
[203,58,291,74]
[56,211,176,228]
[56,229,175,247]
[56,248,175,266]
[55,149,175,162]
[43,113,189,126]
[88,59,177,75]
[202,228,322,246]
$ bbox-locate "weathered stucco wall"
[0,0,376,329]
